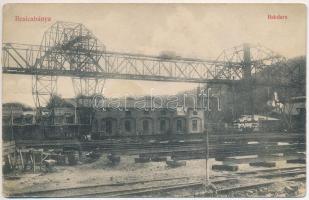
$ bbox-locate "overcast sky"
[2,3,306,107]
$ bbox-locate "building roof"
[2,102,34,117]
[236,115,279,122]
[99,98,163,109]
[54,92,203,110]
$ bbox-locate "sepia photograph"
[1,2,307,198]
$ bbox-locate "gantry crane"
[2,21,300,119]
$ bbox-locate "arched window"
[93,119,98,132]
[160,110,167,115]
[192,119,198,131]
[125,111,131,116]
[143,120,149,131]
[106,120,113,134]
[101,119,106,131]
[125,120,131,132]
[160,120,166,131]
[176,119,183,131]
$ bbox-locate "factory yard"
[2,4,306,199]
[3,154,306,198]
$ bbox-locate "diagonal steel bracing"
[2,21,298,111]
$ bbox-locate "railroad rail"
[13,132,305,158]
[9,166,305,198]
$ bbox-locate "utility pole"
[243,43,254,117]
[10,106,14,141]
[231,83,235,133]
[205,129,209,186]
[74,104,78,124]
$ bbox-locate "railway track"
[15,132,305,147]
[16,138,305,156]
[10,166,306,198]
[14,132,305,161]
[10,176,193,198]
[9,133,305,197]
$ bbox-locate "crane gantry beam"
[1,21,296,110]
[2,43,243,83]
[2,42,289,84]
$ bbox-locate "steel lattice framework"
[2,21,297,109]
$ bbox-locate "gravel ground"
[2,154,306,197]
[216,181,306,198]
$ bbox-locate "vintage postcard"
[1,2,307,198]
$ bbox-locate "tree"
[46,95,73,109]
